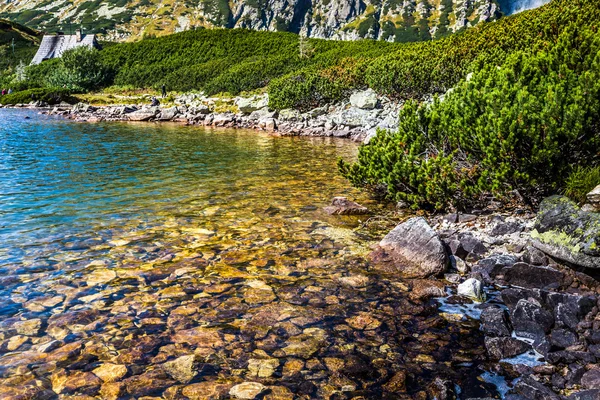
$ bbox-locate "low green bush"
[564,166,600,204]
[0,87,75,105]
[339,25,600,211]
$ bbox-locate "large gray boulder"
[236,95,269,114]
[531,196,600,269]
[372,217,448,278]
[128,107,159,121]
[157,106,179,121]
[350,89,378,109]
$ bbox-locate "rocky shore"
[349,190,600,400]
[7,89,401,143]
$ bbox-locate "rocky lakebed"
[0,108,598,400]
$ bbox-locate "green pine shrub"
[46,46,111,92]
[339,25,600,211]
[0,87,75,105]
[564,166,600,204]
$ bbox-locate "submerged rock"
[229,382,266,399]
[93,363,128,383]
[162,355,197,383]
[323,196,369,215]
[248,358,279,378]
[373,217,448,278]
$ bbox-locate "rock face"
[532,196,600,269]
[323,197,369,215]
[373,217,448,278]
[0,0,506,42]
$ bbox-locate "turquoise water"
[0,109,495,399]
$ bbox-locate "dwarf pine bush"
[339,25,600,211]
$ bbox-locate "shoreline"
[1,89,401,143]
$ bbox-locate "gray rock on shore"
[372,217,448,278]
[532,196,600,269]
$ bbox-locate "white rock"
[458,278,485,302]
[350,88,378,109]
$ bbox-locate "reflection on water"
[0,110,497,399]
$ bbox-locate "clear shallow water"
[0,109,499,399]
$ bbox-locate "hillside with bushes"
[14,0,598,109]
[0,19,40,88]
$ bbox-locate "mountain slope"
[0,0,543,42]
[0,19,41,70]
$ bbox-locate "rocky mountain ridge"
[0,0,548,42]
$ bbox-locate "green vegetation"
[0,87,75,105]
[565,166,600,204]
[11,0,600,110]
[339,25,600,211]
[0,19,40,89]
[45,47,111,92]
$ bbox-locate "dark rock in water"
[581,369,600,389]
[522,246,549,266]
[510,299,554,340]
[372,217,448,278]
[513,376,560,400]
[491,221,524,236]
[485,336,531,359]
[566,364,587,387]
[480,306,512,337]
[567,389,600,400]
[501,288,540,310]
[473,255,518,283]
[589,345,600,358]
[546,350,596,364]
[501,288,595,332]
[532,195,600,269]
[502,263,564,289]
[323,197,369,215]
[552,373,567,390]
[549,328,578,349]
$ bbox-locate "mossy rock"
[532,195,600,269]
